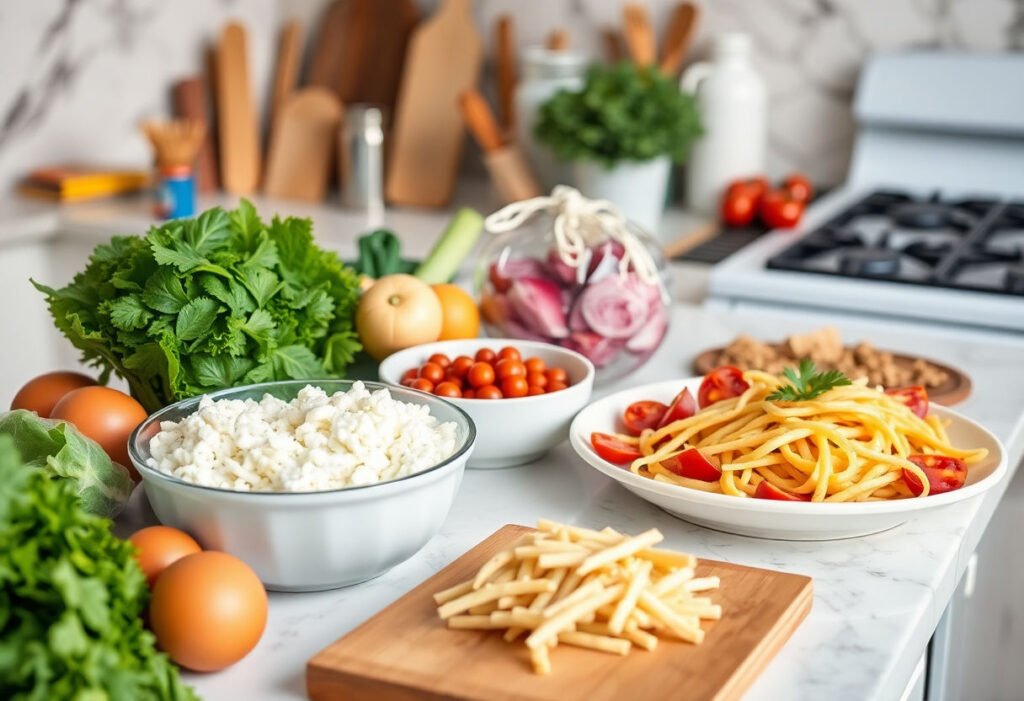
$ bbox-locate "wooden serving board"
[307,524,813,701]
[693,345,971,406]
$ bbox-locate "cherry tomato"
[545,368,567,384]
[591,432,642,464]
[525,357,546,375]
[902,454,967,497]
[434,381,462,398]
[698,366,750,408]
[657,388,697,428]
[475,348,497,363]
[527,386,545,396]
[450,355,475,379]
[885,386,929,419]
[526,372,548,389]
[754,481,810,501]
[760,189,805,229]
[663,448,721,482]
[783,173,813,203]
[502,376,529,398]
[463,388,476,399]
[443,372,464,390]
[400,368,419,384]
[428,353,452,368]
[623,400,669,436]
[547,381,568,392]
[418,362,445,384]
[489,263,512,293]
[721,192,757,228]
[409,378,434,393]
[467,362,496,388]
[498,347,522,362]
[495,359,526,380]
[476,385,503,400]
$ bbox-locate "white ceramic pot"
[129,380,475,592]
[572,156,672,235]
[379,339,594,469]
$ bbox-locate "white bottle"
[514,46,586,191]
[682,34,767,214]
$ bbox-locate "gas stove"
[766,191,1024,296]
[708,52,1024,332]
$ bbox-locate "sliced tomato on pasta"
[698,366,750,408]
[663,448,721,482]
[591,432,642,464]
[885,385,929,418]
[753,481,810,501]
[902,454,967,496]
[657,388,697,429]
[622,400,669,435]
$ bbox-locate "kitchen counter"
[4,193,1023,700]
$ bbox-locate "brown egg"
[11,371,97,417]
[50,386,148,477]
[128,526,202,587]
[149,551,268,672]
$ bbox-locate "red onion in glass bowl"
[475,215,671,385]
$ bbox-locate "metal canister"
[340,104,385,226]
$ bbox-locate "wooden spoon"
[622,4,656,67]
[659,3,700,76]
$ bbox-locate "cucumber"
[414,208,484,284]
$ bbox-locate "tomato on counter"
[11,371,97,417]
[760,189,806,229]
[783,173,814,203]
[721,173,811,229]
[902,454,967,496]
[697,366,750,408]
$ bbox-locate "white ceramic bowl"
[379,339,594,468]
[570,378,1007,540]
[128,380,475,592]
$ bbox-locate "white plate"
[570,378,1007,540]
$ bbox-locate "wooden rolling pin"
[458,90,540,204]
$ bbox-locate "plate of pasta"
[570,363,1006,540]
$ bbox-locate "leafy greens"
[767,359,853,402]
[0,434,196,701]
[33,200,362,412]
[0,410,134,518]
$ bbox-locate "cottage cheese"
[146,382,460,492]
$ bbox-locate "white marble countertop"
[7,191,1023,700]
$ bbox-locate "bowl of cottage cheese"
[129,380,475,591]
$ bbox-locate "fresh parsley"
[33,200,362,412]
[767,359,852,402]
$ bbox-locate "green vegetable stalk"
[0,410,134,518]
[33,200,363,413]
[0,435,196,700]
[414,208,484,284]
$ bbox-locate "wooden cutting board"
[172,77,219,192]
[308,524,813,701]
[386,0,483,207]
[215,22,261,195]
[693,346,971,406]
[306,0,351,90]
[263,88,343,202]
[269,20,303,139]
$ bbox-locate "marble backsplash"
[0,0,1020,194]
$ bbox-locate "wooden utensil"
[659,3,700,76]
[343,0,419,113]
[459,90,541,203]
[269,20,303,137]
[263,88,343,202]
[215,22,261,195]
[602,28,628,63]
[546,28,570,51]
[171,77,218,192]
[308,524,813,701]
[663,220,719,258]
[495,14,517,132]
[305,0,350,89]
[386,0,483,207]
[622,4,656,68]
[694,346,972,406]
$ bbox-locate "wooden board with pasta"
[307,523,813,701]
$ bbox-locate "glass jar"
[475,210,671,385]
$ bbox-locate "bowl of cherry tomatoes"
[379,339,594,469]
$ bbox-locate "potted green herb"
[535,62,702,233]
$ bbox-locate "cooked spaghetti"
[619,370,987,502]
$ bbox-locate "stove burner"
[799,226,864,253]
[889,202,974,230]
[1004,265,1024,294]
[838,248,902,276]
[903,241,952,266]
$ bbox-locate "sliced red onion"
[546,249,579,286]
[587,240,625,278]
[490,258,547,293]
[507,277,569,338]
[567,331,622,367]
[626,304,668,353]
[567,299,589,332]
[579,275,649,339]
